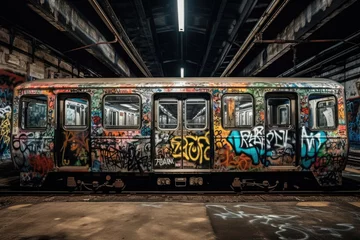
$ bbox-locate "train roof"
[16,77,343,89]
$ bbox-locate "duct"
[27,0,130,77]
[211,0,258,77]
[221,0,287,77]
[240,0,358,77]
[278,30,360,77]
[90,0,152,77]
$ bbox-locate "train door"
[153,93,211,170]
[56,93,91,169]
[264,93,298,166]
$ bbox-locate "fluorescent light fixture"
[180,67,184,78]
[177,0,184,32]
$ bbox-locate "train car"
[10,77,348,191]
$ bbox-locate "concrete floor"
[0,201,359,240]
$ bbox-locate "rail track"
[348,153,360,167]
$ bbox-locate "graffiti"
[9,78,348,187]
[346,99,360,150]
[155,158,174,167]
[0,70,25,161]
[28,154,54,176]
[0,105,11,118]
[206,204,356,240]
[92,138,151,173]
[11,131,54,186]
[0,107,11,145]
[300,127,327,169]
[226,126,326,168]
[60,131,89,166]
[170,132,210,164]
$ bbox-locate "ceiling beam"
[221,0,288,77]
[198,0,227,76]
[27,0,130,76]
[278,30,360,77]
[240,0,358,77]
[90,0,153,77]
[134,0,164,76]
[211,0,258,76]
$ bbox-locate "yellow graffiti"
[0,113,11,144]
[61,131,89,166]
[170,132,210,164]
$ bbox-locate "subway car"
[11,78,348,191]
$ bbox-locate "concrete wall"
[0,26,85,162]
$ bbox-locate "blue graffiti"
[227,127,265,165]
[300,128,327,169]
[227,126,327,169]
[347,99,360,149]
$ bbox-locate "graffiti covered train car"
[10,77,348,191]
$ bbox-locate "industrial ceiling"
[1,0,359,80]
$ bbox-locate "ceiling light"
[180,67,184,78]
[177,0,184,32]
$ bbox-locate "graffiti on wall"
[346,98,360,151]
[345,78,360,99]
[0,70,25,161]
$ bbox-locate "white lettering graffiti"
[155,158,174,166]
[0,106,11,119]
[237,126,293,149]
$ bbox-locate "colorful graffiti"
[226,126,297,167]
[0,70,25,161]
[347,98,360,150]
[60,131,89,167]
[224,126,327,168]
[10,78,348,187]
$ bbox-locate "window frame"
[63,97,90,130]
[19,94,48,131]
[221,93,255,129]
[157,98,180,131]
[102,94,142,130]
[308,94,338,131]
[266,97,292,129]
[184,98,208,130]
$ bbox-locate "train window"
[20,95,47,129]
[222,94,253,128]
[185,99,207,129]
[103,95,141,129]
[64,98,89,127]
[158,99,178,130]
[267,98,291,127]
[309,94,337,130]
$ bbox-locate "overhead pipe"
[291,43,360,77]
[278,30,360,77]
[64,37,118,53]
[221,0,289,77]
[28,0,130,77]
[88,0,152,77]
[254,39,357,44]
